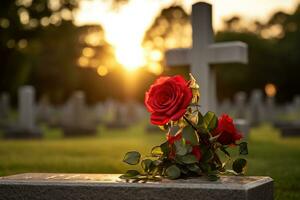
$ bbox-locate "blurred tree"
[0,0,119,104]
[142,5,191,75]
[0,0,79,98]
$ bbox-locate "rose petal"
[170,108,187,121]
[150,113,170,125]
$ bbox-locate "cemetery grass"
[0,123,299,200]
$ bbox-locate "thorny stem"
[183,115,218,160]
[183,115,198,131]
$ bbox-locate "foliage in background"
[1,1,300,104]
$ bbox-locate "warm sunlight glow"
[78,56,89,67]
[265,83,277,97]
[149,50,163,62]
[75,0,299,72]
[148,62,163,75]
[115,46,146,71]
[82,47,95,58]
[85,32,103,46]
[97,66,108,76]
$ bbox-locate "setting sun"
[115,45,146,71]
[75,0,298,72]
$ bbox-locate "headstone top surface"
[0,173,272,190]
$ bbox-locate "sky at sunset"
[75,0,299,69]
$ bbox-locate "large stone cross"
[165,2,248,113]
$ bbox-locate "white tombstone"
[217,98,233,115]
[19,86,36,131]
[249,89,264,126]
[61,91,97,136]
[36,96,53,123]
[293,95,300,112]
[234,91,247,119]
[165,2,248,113]
[0,93,10,119]
[265,96,276,122]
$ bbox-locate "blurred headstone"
[217,99,233,116]
[274,95,300,137]
[36,95,53,124]
[249,90,264,126]
[234,92,247,119]
[265,96,276,122]
[165,2,248,113]
[293,95,300,114]
[5,86,42,139]
[93,102,105,123]
[105,102,130,129]
[0,93,10,120]
[61,91,97,137]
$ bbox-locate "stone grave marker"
[234,91,247,119]
[249,89,264,126]
[165,2,248,113]
[4,86,42,139]
[0,92,10,120]
[293,95,300,114]
[105,102,130,129]
[217,98,233,115]
[274,95,300,137]
[232,92,250,138]
[265,96,276,122]
[61,91,97,137]
[0,93,11,129]
[36,95,53,124]
[0,173,273,200]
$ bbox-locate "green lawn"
[0,123,299,200]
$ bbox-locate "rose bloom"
[145,75,192,125]
[213,114,242,145]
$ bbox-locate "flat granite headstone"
[0,173,273,200]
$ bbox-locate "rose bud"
[213,114,242,145]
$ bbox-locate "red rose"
[213,114,242,145]
[145,75,192,125]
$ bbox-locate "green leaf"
[187,164,201,173]
[178,154,198,164]
[199,163,210,172]
[239,142,248,155]
[203,111,218,131]
[232,158,247,174]
[196,112,204,127]
[180,167,189,175]
[151,146,163,157]
[141,159,153,172]
[123,151,141,165]
[165,165,181,179]
[220,146,230,157]
[119,170,140,179]
[160,142,170,157]
[175,140,188,156]
[182,126,199,145]
[201,146,214,162]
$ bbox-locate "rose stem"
[183,115,204,144]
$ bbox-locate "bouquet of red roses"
[121,74,248,181]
